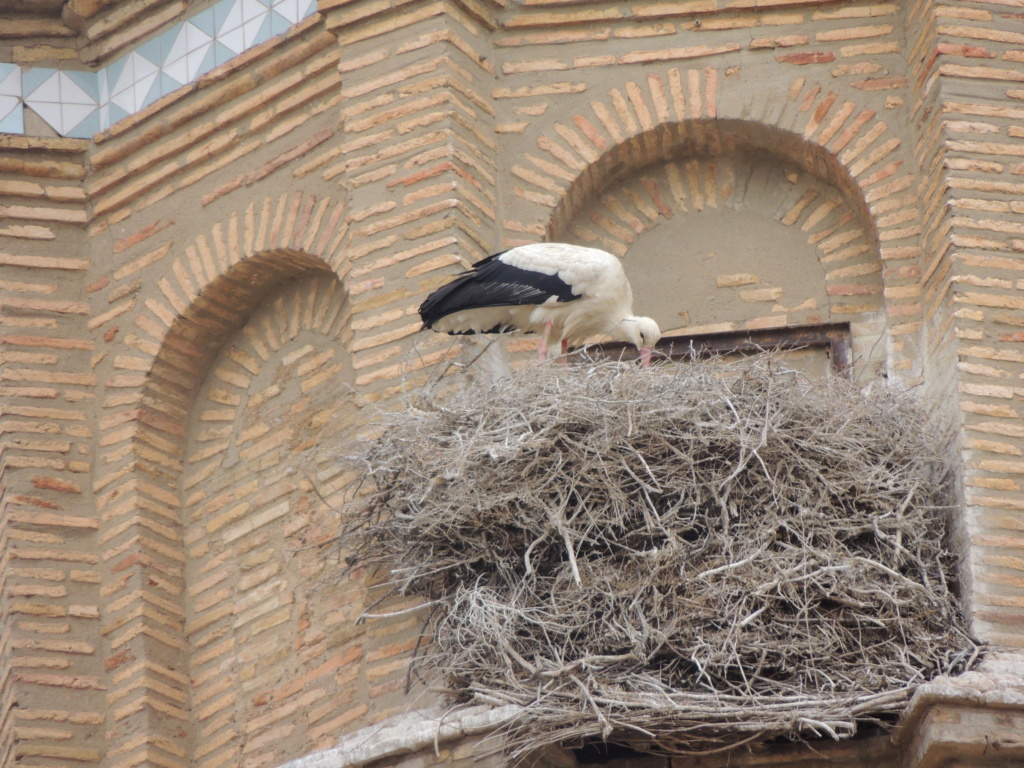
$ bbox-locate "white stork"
[418,243,662,366]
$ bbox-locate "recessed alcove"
[553,124,887,380]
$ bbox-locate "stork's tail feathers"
[462,336,512,382]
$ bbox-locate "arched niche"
[554,122,887,379]
[178,266,360,766]
[99,192,362,768]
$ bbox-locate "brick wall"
[3,1,1024,767]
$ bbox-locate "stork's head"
[619,316,662,367]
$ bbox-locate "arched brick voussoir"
[132,192,351,397]
[504,69,913,254]
[92,191,352,535]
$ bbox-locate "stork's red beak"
[640,347,652,368]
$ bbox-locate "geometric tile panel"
[0,0,317,138]
[24,70,100,139]
[108,52,161,114]
[216,0,272,55]
[163,22,215,87]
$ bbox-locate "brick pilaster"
[919,0,1024,647]
[0,137,104,767]
[322,0,502,398]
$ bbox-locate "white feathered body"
[419,243,656,349]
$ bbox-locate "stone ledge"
[281,654,1024,768]
[895,651,1024,768]
[283,705,521,768]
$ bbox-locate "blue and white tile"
[212,39,241,68]
[98,67,110,130]
[268,4,294,36]
[0,102,23,134]
[24,69,100,137]
[62,69,101,137]
[0,63,21,99]
[62,78,99,137]
[217,0,271,54]
[107,101,132,129]
[270,0,316,24]
[21,67,59,100]
[212,0,236,35]
[163,20,216,87]
[109,50,161,114]
[138,34,169,75]
[140,27,175,101]
[143,37,173,108]
[189,6,218,37]
[0,64,22,134]
[3,0,312,138]
[247,13,274,48]
[64,69,99,103]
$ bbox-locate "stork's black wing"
[418,251,579,329]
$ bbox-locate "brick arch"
[117,192,350,475]
[143,248,335,417]
[505,70,921,377]
[506,70,908,247]
[141,191,350,392]
[96,191,353,768]
[546,118,883,249]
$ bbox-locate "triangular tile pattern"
[164,22,216,86]
[271,0,316,25]
[0,64,22,134]
[24,70,100,138]
[2,0,316,138]
[109,52,161,114]
[218,0,273,54]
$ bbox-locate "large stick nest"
[338,356,978,758]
